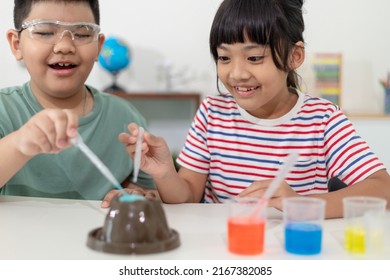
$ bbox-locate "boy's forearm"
[0,133,31,188]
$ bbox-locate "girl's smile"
[233,86,259,98]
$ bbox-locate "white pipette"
[70,134,124,194]
[132,127,144,183]
[251,152,300,217]
[262,152,300,200]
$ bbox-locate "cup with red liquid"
[228,197,267,255]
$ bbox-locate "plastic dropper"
[132,127,144,183]
[71,134,138,201]
[251,152,300,217]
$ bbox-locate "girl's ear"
[290,41,305,69]
[7,29,23,61]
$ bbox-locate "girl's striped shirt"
[176,91,385,203]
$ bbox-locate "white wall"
[300,0,390,115]
[1,0,389,162]
[351,118,390,169]
[0,0,222,95]
[1,0,390,113]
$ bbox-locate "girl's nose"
[229,61,251,81]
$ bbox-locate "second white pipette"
[132,127,144,183]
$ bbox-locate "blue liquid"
[285,222,322,255]
[119,193,145,202]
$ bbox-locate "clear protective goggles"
[19,19,101,46]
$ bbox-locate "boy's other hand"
[15,109,78,156]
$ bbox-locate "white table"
[1,195,389,260]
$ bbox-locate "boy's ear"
[97,34,105,60]
[289,41,305,69]
[7,29,23,61]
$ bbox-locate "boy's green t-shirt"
[0,82,155,200]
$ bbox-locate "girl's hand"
[14,109,78,156]
[239,180,299,210]
[118,123,176,179]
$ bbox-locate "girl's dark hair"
[210,0,305,89]
[13,0,100,30]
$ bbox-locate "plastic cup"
[343,196,387,254]
[227,197,266,255]
[283,197,326,255]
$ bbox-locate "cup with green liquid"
[343,196,387,254]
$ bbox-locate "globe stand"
[104,71,125,92]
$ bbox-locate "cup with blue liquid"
[283,197,326,255]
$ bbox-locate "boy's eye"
[73,26,94,39]
[248,56,264,62]
[74,33,92,39]
[32,31,55,37]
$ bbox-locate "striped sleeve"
[323,109,385,185]
[177,97,211,174]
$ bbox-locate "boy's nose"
[58,30,75,43]
[53,30,76,53]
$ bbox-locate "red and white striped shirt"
[177,91,384,203]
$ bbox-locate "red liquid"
[228,217,265,255]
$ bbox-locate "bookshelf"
[312,53,343,106]
[109,91,201,153]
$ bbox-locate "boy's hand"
[118,123,176,179]
[15,109,78,156]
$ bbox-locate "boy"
[0,0,157,207]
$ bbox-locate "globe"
[98,36,131,91]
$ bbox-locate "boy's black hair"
[210,0,305,89]
[13,0,100,30]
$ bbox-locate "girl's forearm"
[154,170,195,203]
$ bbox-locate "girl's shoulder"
[301,93,340,112]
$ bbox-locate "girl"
[119,0,390,218]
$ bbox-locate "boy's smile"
[49,62,77,72]
[48,61,78,77]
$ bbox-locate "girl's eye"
[217,56,230,62]
[248,56,264,62]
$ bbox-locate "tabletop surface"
[1,195,389,260]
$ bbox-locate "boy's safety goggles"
[18,20,101,46]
